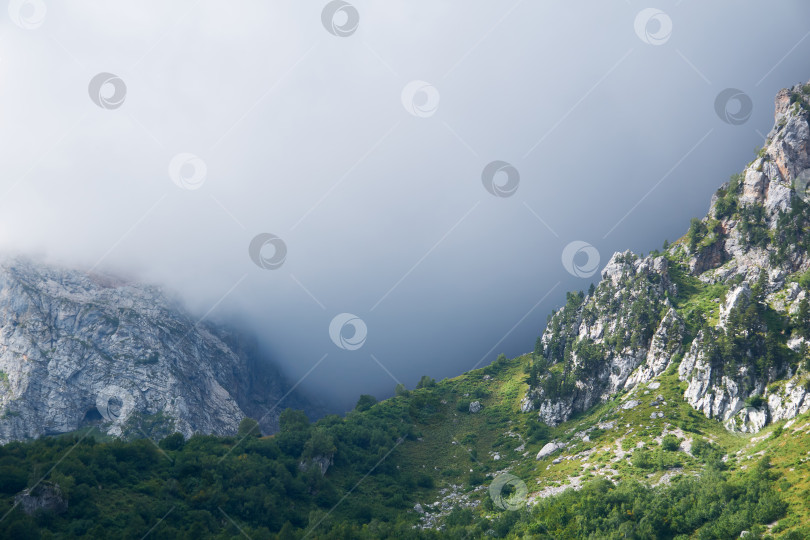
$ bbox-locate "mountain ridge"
[1,81,810,539]
[525,81,810,434]
[0,255,314,443]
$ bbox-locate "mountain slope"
[527,82,810,434]
[0,257,310,442]
[2,83,810,539]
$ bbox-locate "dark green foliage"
[501,457,786,539]
[713,174,742,220]
[0,400,418,539]
[237,416,261,438]
[573,339,604,378]
[772,197,810,266]
[355,394,378,412]
[415,473,434,489]
[632,448,655,469]
[0,373,795,540]
[661,434,681,451]
[416,375,436,389]
[745,395,766,408]
[542,291,585,363]
[790,90,810,114]
[687,218,707,251]
[799,268,810,290]
[524,417,550,444]
[302,428,335,459]
[0,466,27,494]
[158,432,185,451]
[738,203,770,249]
[795,297,810,339]
[698,276,795,383]
[691,438,726,469]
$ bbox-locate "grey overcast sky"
[1,1,809,410]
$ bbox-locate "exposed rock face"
[535,441,564,460]
[0,258,310,443]
[525,251,678,425]
[300,453,334,476]
[625,308,684,387]
[14,482,67,515]
[527,81,810,433]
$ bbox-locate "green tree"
[159,432,185,451]
[355,394,377,412]
[416,375,436,389]
[303,428,335,459]
[752,268,768,304]
[661,434,680,451]
[237,417,261,438]
[279,408,310,432]
[796,297,810,338]
[527,361,538,388]
[687,218,706,251]
[534,336,544,357]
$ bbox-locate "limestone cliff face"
[0,258,307,443]
[525,82,810,432]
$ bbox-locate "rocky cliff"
[0,257,308,443]
[524,81,810,432]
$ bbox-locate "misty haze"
[1,1,810,538]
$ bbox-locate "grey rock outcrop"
[536,441,564,460]
[300,453,334,476]
[14,482,67,515]
[526,81,810,433]
[0,257,311,443]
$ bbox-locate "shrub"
[416,375,436,389]
[661,434,681,451]
[468,470,485,487]
[237,417,261,438]
[745,395,766,408]
[159,432,185,451]
[355,394,377,412]
[416,473,434,489]
[632,449,655,469]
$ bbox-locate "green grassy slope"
[2,347,806,539]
